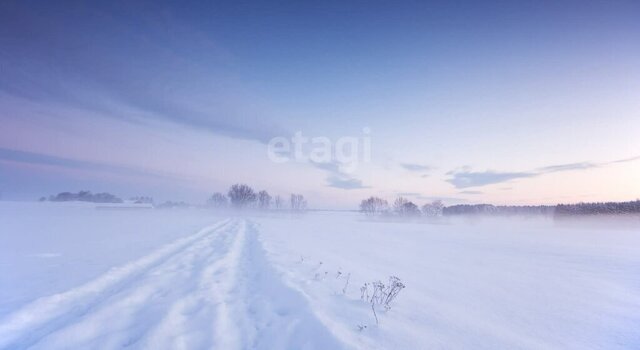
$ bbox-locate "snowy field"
[1,202,639,349]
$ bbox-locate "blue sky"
[1,0,639,207]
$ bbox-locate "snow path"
[0,219,344,350]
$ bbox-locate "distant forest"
[360,196,640,217]
[442,204,555,216]
[554,200,640,216]
[444,201,640,216]
[42,191,123,203]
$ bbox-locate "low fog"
[1,201,638,349]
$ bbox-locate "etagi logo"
[267,128,371,173]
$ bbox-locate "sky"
[1,0,639,208]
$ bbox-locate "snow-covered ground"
[1,202,639,349]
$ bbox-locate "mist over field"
[1,202,639,349]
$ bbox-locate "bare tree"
[207,192,228,209]
[290,194,307,211]
[432,200,444,215]
[422,200,444,217]
[393,197,409,214]
[394,197,420,216]
[360,197,389,216]
[258,190,272,210]
[274,195,284,210]
[402,202,420,216]
[228,184,257,209]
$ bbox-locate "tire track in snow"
[0,219,347,350]
[141,219,247,350]
[0,219,233,349]
[229,221,347,350]
[211,220,246,350]
[31,220,242,350]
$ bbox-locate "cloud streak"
[400,163,433,172]
[326,176,368,190]
[311,161,369,190]
[0,147,179,182]
[447,155,640,189]
[0,2,286,144]
[447,171,535,189]
[536,162,597,173]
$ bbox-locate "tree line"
[38,185,308,211]
[41,191,123,203]
[360,196,640,217]
[207,184,307,211]
[359,196,444,217]
[555,200,640,216]
[443,204,555,216]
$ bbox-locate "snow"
[1,202,639,349]
[257,213,640,349]
[0,201,225,316]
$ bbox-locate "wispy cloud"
[536,162,597,173]
[447,171,535,189]
[609,155,640,164]
[311,161,341,173]
[447,155,640,189]
[400,163,433,172]
[396,192,421,196]
[311,161,368,190]
[0,2,286,144]
[326,176,368,190]
[0,147,177,181]
[459,190,483,195]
